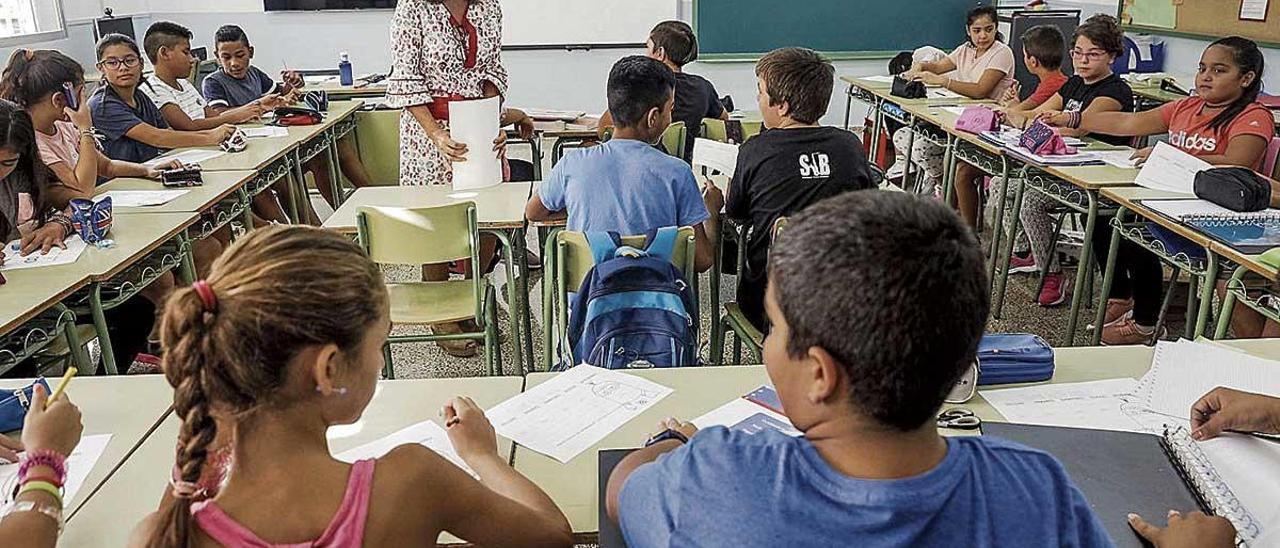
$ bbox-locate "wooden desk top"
[65,376,523,547]
[512,342,1280,535]
[1041,163,1141,191]
[1100,186,1218,251]
[323,183,535,234]
[0,375,174,522]
[0,267,88,336]
[840,75,894,91]
[93,171,256,215]
[83,213,198,282]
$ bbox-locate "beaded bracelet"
[20,473,63,489]
[16,481,63,508]
[19,450,67,486]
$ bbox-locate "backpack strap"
[585,232,621,264]
[645,227,679,263]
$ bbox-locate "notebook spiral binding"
[1183,213,1280,228]
[1159,426,1260,546]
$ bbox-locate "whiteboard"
[500,0,679,46]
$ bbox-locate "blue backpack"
[563,227,698,370]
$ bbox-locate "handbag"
[0,378,52,432]
[68,197,112,244]
[1019,120,1077,156]
[1194,167,1272,212]
[891,76,926,99]
[975,333,1055,386]
[955,106,1001,134]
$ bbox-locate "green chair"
[716,217,788,365]
[542,227,697,371]
[357,203,501,377]
[661,122,688,160]
[702,118,729,143]
[354,110,403,186]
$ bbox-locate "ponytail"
[0,48,85,107]
[1207,36,1266,133]
[144,225,386,547]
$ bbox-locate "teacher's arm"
[406,105,468,162]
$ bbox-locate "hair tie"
[169,477,206,499]
[192,281,217,312]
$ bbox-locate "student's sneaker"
[1103,298,1134,327]
[1101,318,1166,346]
[1008,254,1038,275]
[1037,274,1070,307]
[126,353,163,375]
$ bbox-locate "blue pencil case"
[976,334,1055,386]
[0,378,52,432]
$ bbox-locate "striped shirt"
[140,77,207,121]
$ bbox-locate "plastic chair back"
[661,122,687,160]
[355,110,403,185]
[1264,136,1280,180]
[357,203,477,267]
[702,118,728,143]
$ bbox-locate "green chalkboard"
[693,0,992,61]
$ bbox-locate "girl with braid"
[131,225,571,547]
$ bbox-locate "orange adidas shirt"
[1160,97,1275,170]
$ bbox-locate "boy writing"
[600,21,729,160]
[725,47,875,330]
[606,191,1112,547]
[526,56,719,272]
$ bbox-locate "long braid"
[1207,37,1266,133]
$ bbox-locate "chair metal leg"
[709,226,725,366]
[89,285,117,375]
[381,342,395,379]
[1091,209,1126,346]
[1066,191,1099,345]
[1195,254,1220,339]
[58,305,91,373]
[1215,266,1249,339]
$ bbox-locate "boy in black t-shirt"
[601,21,728,160]
[725,48,876,330]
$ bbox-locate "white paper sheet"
[1240,0,1269,20]
[692,138,739,177]
[449,96,503,191]
[95,190,189,207]
[693,398,800,437]
[981,378,1180,434]
[1133,142,1210,195]
[928,88,963,99]
[144,149,226,167]
[860,75,897,84]
[241,127,289,139]
[1096,150,1142,169]
[1139,340,1280,419]
[521,108,587,122]
[485,365,673,463]
[941,106,969,116]
[1,235,87,271]
[0,434,111,506]
[333,420,476,478]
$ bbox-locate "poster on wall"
[1121,0,1178,29]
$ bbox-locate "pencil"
[46,367,76,408]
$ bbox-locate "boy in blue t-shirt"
[526,56,720,272]
[605,191,1114,547]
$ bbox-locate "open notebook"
[1143,199,1280,254]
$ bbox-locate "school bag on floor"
[565,227,698,370]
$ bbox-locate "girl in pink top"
[130,226,572,548]
[894,6,1017,227]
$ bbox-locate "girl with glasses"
[88,33,235,165]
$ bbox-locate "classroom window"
[0,0,66,46]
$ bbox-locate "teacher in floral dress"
[386,0,512,358]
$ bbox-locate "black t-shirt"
[673,72,726,160]
[726,126,875,328]
[1056,74,1135,146]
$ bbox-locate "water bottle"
[338,52,353,86]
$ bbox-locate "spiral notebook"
[1142,199,1280,254]
[1158,426,1279,546]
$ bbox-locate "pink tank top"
[191,459,376,548]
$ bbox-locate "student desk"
[539,120,600,167]
[158,130,298,226]
[840,75,989,161]
[0,267,90,375]
[1212,241,1280,339]
[0,375,174,535]
[62,376,523,547]
[992,156,1140,343]
[71,213,198,374]
[1095,186,1226,345]
[323,184,537,375]
[93,171,257,243]
[1127,83,1186,111]
[309,81,389,101]
[283,100,365,209]
[513,340,1280,541]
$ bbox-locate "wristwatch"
[644,428,689,448]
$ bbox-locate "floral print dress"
[386,0,509,185]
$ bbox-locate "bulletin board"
[1122,0,1280,48]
